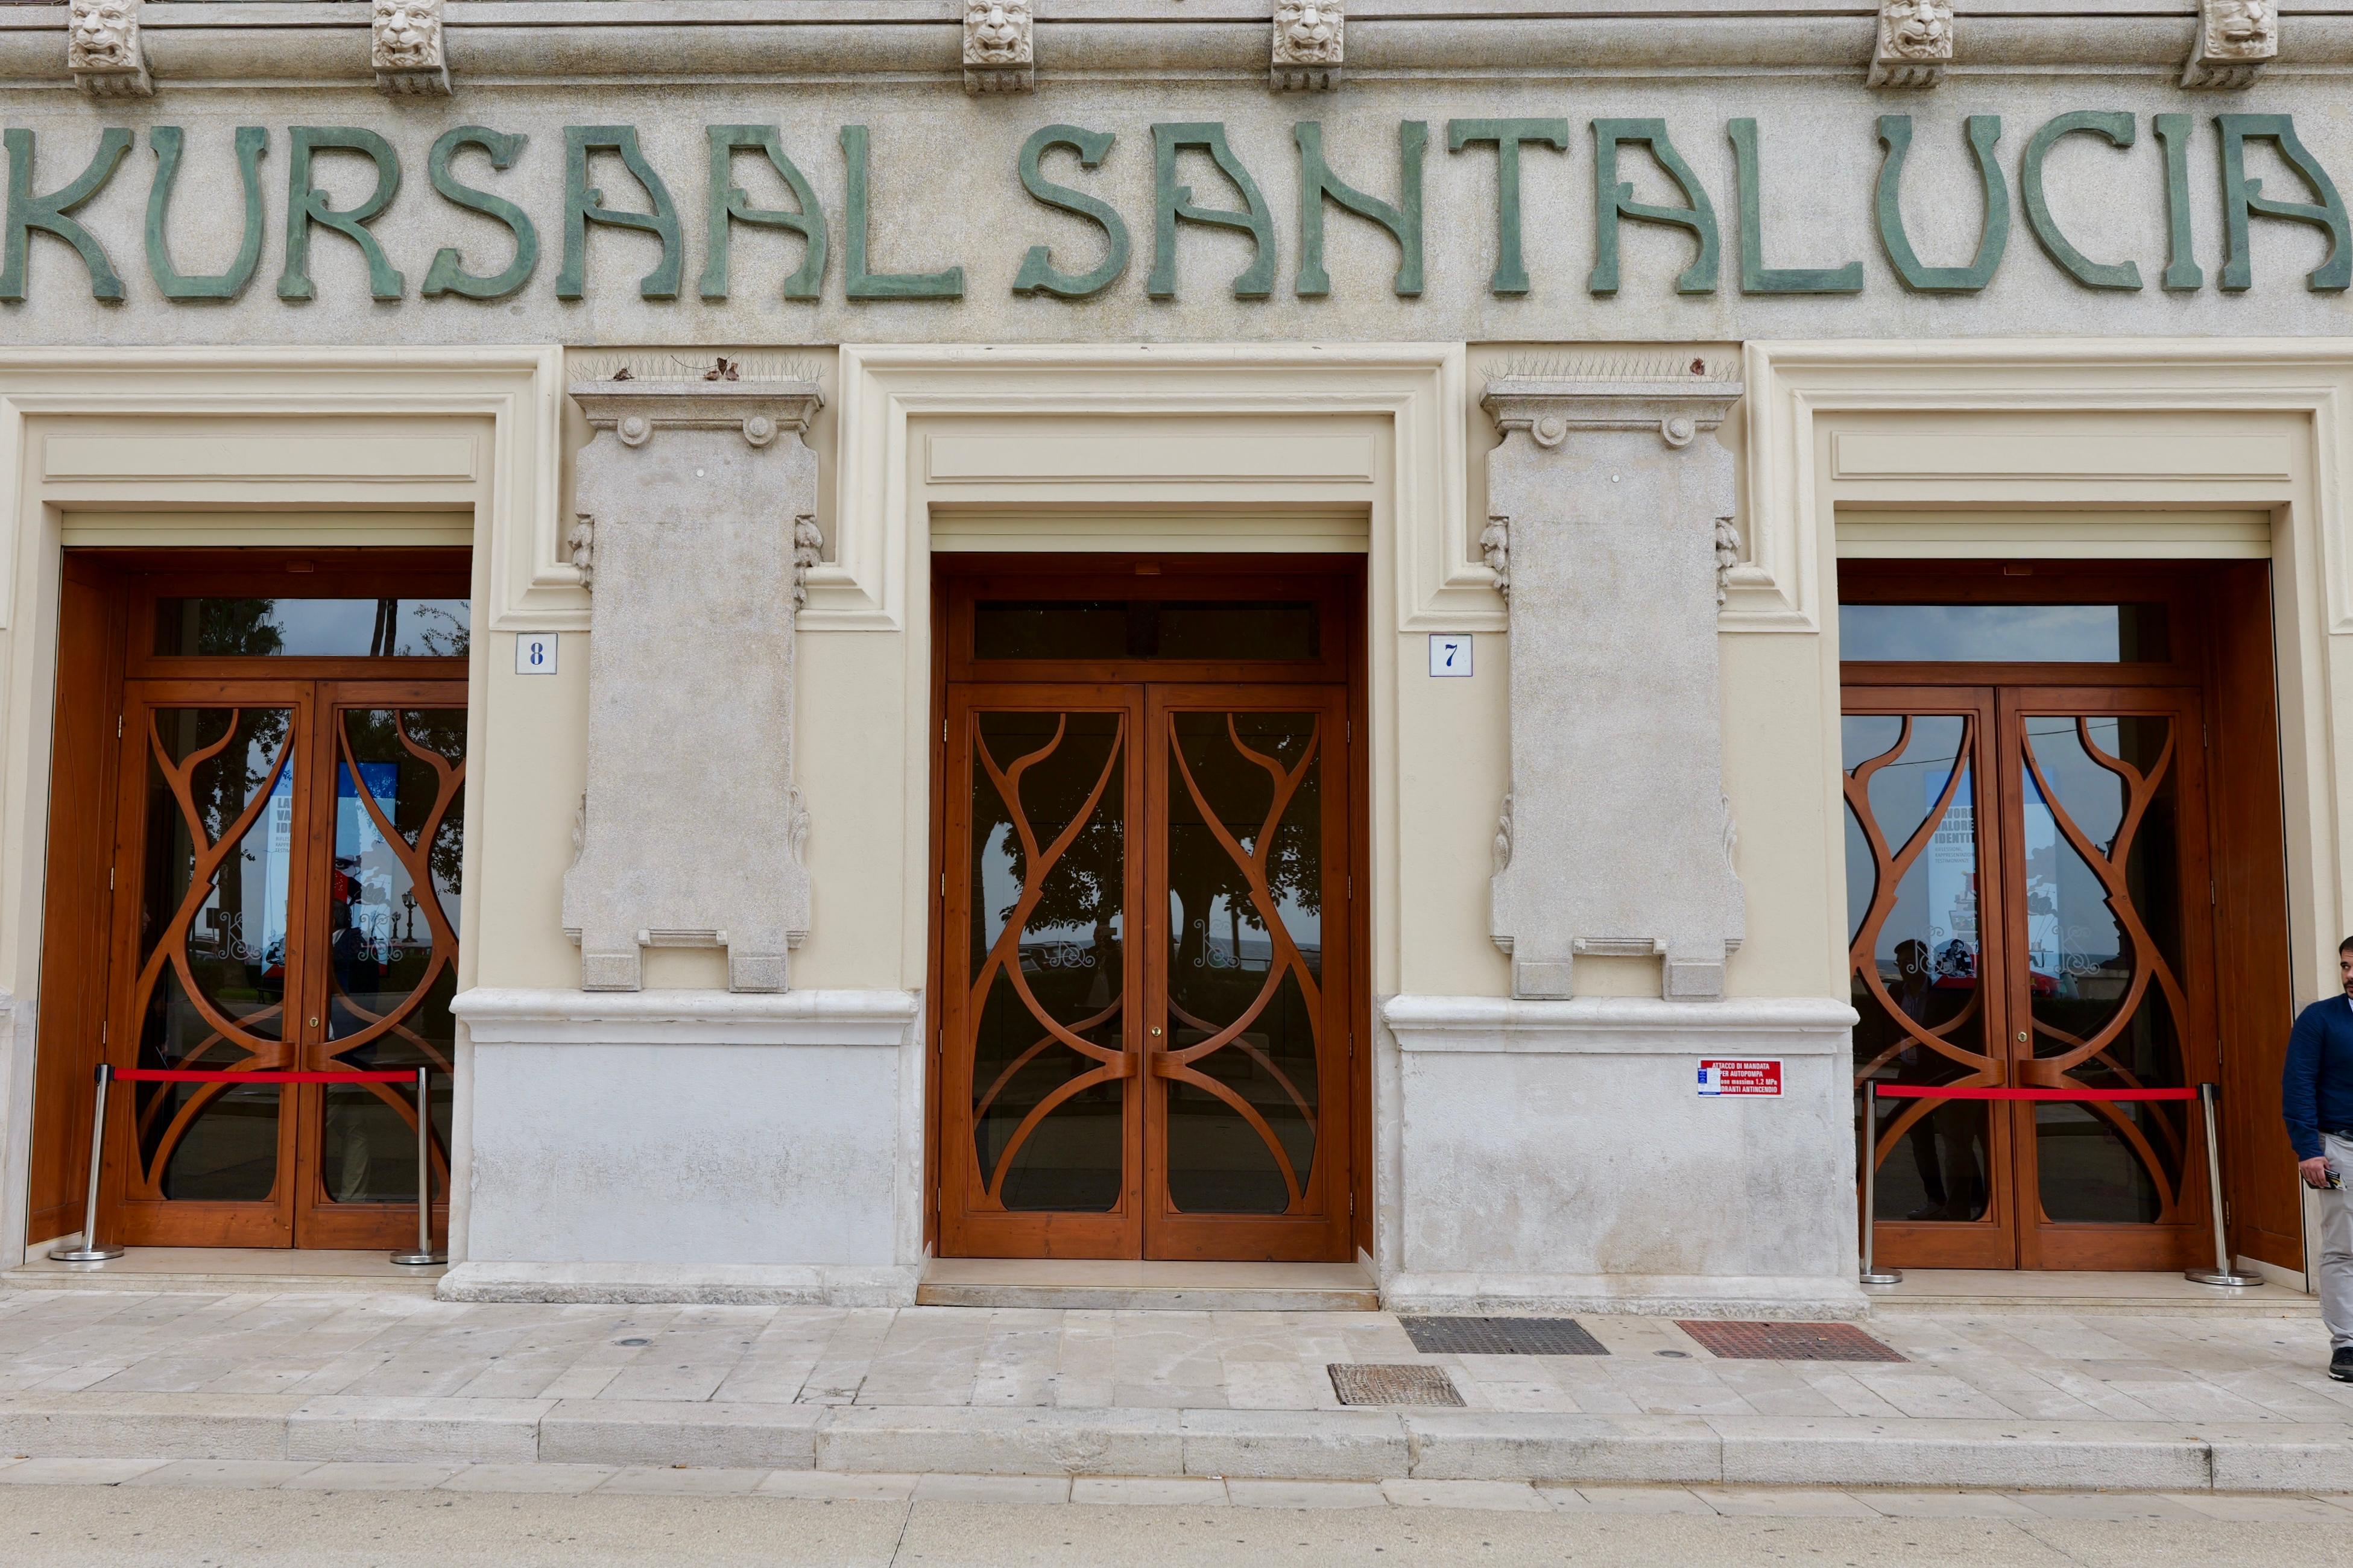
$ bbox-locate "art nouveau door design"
[938,684,1353,1261]
[1845,687,2217,1271]
[106,682,465,1249]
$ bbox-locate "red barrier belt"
[1872,1085,2198,1102]
[114,1069,417,1085]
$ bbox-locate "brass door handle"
[1148,1026,1163,1039]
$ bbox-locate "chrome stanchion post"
[50,1063,124,1262]
[1860,1079,1902,1286]
[2186,1081,2261,1288]
[391,1068,446,1267]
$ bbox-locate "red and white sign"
[1697,1059,1782,1097]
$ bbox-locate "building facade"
[0,0,2339,1315]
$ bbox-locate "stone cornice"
[1483,373,1745,451]
[569,379,824,451]
[5,4,2353,86]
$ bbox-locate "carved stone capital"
[1482,367,1746,1002]
[374,0,452,97]
[1868,0,1952,89]
[1482,375,1744,454]
[68,0,152,99]
[563,374,824,995]
[570,380,824,453]
[964,0,1035,94]
[2183,0,2276,89]
[1272,0,1342,91]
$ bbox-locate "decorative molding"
[566,515,594,591]
[1483,374,1745,455]
[67,0,151,98]
[2183,0,2276,89]
[1735,338,2353,634]
[1272,0,1342,91]
[963,0,1034,94]
[1491,790,1513,877]
[1382,993,1857,1056]
[1868,0,1951,89]
[791,514,822,609]
[452,986,918,1050]
[373,0,451,97]
[569,379,822,453]
[1479,515,1509,601]
[1714,516,1740,606]
[824,344,1480,634]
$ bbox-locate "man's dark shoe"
[2331,1347,2353,1384]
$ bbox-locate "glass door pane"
[125,704,302,1214]
[1842,697,2011,1268]
[1158,710,1325,1217]
[312,705,466,1211]
[2009,703,2202,1245]
[964,708,1132,1216]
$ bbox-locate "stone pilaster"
[1483,365,1746,1002]
[562,376,821,994]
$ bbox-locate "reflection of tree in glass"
[409,602,470,658]
[988,729,1122,958]
[1169,721,1321,977]
[188,598,286,658]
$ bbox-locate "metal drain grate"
[1675,1320,1906,1362]
[1328,1363,1467,1406]
[1400,1317,1609,1356]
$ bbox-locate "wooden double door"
[36,555,468,1250]
[934,564,1363,1261]
[1842,564,2299,1273]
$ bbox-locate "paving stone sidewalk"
[0,1289,2346,1493]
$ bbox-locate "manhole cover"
[1400,1317,1609,1356]
[1328,1363,1466,1406]
[1675,1320,1904,1362]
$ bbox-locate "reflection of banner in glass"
[336,761,400,854]
[1921,766,1979,975]
[2021,774,2060,977]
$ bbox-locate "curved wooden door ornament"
[127,710,297,1200]
[1161,714,1324,1215]
[2015,716,2188,1220]
[965,713,1129,1210]
[1844,716,1997,1174]
[323,710,464,1176]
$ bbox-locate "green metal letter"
[1147,123,1275,300]
[147,126,268,302]
[1295,120,1425,298]
[278,127,405,302]
[1874,115,2010,293]
[1011,125,1129,300]
[1445,118,1568,296]
[1,128,132,303]
[422,127,539,302]
[1590,119,1719,296]
[2019,111,2140,291]
[2216,113,2351,292]
[1726,118,1861,295]
[2153,113,2203,291]
[701,125,826,303]
[839,125,962,301]
[559,125,683,301]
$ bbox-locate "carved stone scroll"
[1483,367,1747,1001]
[2183,0,2275,89]
[374,0,452,98]
[1868,0,1951,89]
[964,0,1035,95]
[563,377,822,994]
[68,0,152,99]
[1272,0,1342,91]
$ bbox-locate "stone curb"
[0,1397,2345,1493]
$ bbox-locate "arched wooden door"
[933,563,1363,1263]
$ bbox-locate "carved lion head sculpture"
[2208,0,2274,49]
[964,0,1031,65]
[1881,0,1952,60]
[1274,0,1343,65]
[68,0,138,69]
[373,0,441,69]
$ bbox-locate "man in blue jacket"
[2284,937,2353,1382]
